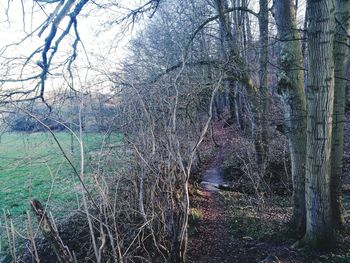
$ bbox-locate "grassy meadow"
[0,131,121,220]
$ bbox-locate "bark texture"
[214,0,263,165]
[273,0,307,237]
[258,0,269,165]
[304,0,335,247]
[331,0,350,230]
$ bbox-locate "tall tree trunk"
[218,0,235,122]
[303,0,335,247]
[272,0,307,237]
[258,0,269,165]
[214,0,263,165]
[331,0,350,230]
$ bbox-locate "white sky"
[0,0,147,96]
[0,0,307,98]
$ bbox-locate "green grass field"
[0,131,121,219]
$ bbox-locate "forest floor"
[187,112,350,263]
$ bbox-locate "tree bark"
[214,0,263,165]
[303,0,335,247]
[272,0,307,237]
[258,0,269,165]
[331,0,350,230]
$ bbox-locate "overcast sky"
[0,0,147,96]
[0,0,306,97]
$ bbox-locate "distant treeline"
[9,114,66,132]
[5,94,118,133]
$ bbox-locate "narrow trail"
[187,118,350,262]
[200,145,227,192]
[187,145,237,263]
[187,143,306,263]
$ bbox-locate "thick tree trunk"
[303,0,335,247]
[258,0,269,165]
[273,0,307,237]
[331,0,350,230]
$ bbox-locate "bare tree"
[258,0,269,165]
[272,0,307,237]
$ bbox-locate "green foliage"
[188,208,203,237]
[189,208,203,224]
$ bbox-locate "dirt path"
[187,117,350,263]
[200,144,227,192]
[187,144,307,263]
[187,146,237,263]
[187,191,236,263]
